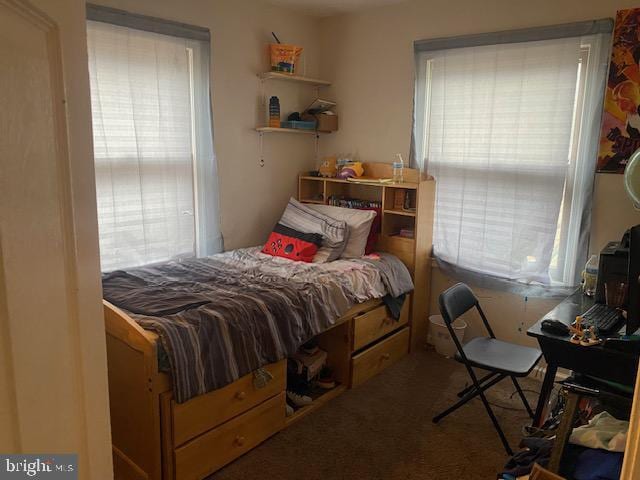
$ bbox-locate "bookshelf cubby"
[297,162,435,350]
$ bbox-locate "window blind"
[419,37,583,283]
[87,20,221,271]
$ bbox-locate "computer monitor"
[627,225,640,334]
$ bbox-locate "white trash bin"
[428,314,466,358]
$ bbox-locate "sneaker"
[286,390,313,407]
[316,366,336,389]
[285,403,295,417]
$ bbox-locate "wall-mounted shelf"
[256,127,322,135]
[258,71,331,87]
[256,71,333,167]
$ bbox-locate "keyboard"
[579,303,625,335]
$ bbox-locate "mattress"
[102,247,413,402]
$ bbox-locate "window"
[414,31,610,287]
[87,20,221,271]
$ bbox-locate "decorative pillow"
[359,206,382,254]
[307,204,376,258]
[262,223,323,262]
[279,198,349,263]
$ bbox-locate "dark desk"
[527,289,638,426]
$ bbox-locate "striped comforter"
[102,247,413,403]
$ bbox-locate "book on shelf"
[328,195,381,209]
[305,98,337,114]
[391,228,415,239]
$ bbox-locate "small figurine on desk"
[570,315,584,345]
[580,326,602,346]
[570,316,602,346]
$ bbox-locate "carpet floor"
[210,349,539,480]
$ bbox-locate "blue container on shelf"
[281,120,317,130]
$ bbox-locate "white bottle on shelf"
[393,153,404,183]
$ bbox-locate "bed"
[104,250,413,479]
[103,247,413,404]
[104,164,435,480]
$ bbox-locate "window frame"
[549,45,592,285]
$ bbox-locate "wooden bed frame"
[105,163,434,480]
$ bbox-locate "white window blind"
[87,20,221,271]
[415,35,609,286]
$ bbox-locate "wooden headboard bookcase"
[298,161,435,349]
[103,162,435,480]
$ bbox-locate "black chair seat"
[455,337,542,377]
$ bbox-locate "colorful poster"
[598,9,640,173]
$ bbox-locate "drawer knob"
[234,436,246,447]
[235,391,247,400]
[381,353,391,361]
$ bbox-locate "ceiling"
[266,0,405,17]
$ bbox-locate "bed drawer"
[172,360,285,446]
[351,327,409,387]
[352,298,409,351]
[174,392,285,480]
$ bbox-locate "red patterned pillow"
[262,223,324,262]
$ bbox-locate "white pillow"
[279,198,349,262]
[307,204,376,258]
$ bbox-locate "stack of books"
[395,228,415,239]
[328,195,381,209]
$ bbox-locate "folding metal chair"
[432,283,543,455]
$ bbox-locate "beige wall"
[592,173,640,252]
[318,0,640,346]
[93,0,323,250]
